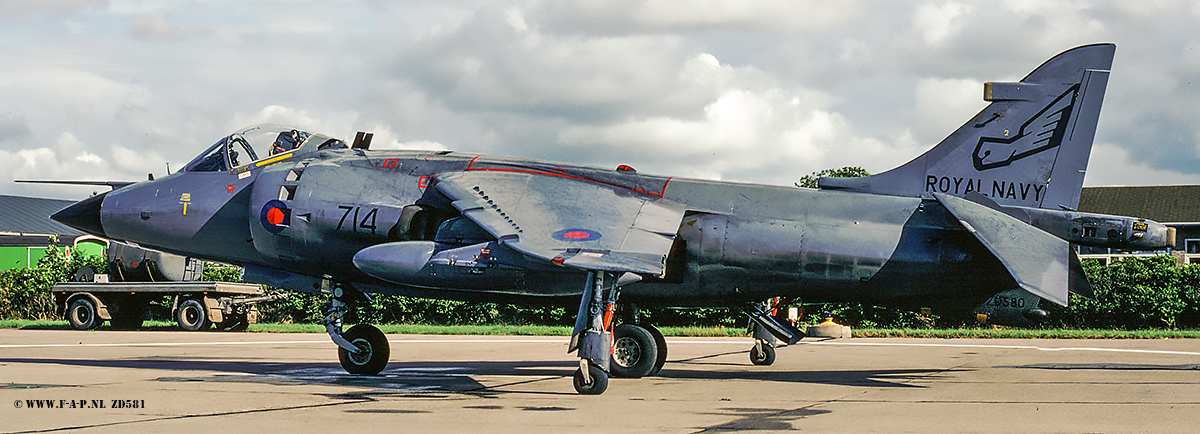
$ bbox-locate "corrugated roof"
[0,194,84,236]
[1078,185,1200,223]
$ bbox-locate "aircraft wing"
[433,170,685,276]
[934,193,1070,306]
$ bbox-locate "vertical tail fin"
[819,44,1115,210]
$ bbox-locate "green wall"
[0,241,106,271]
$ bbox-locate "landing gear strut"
[569,271,619,394]
[743,299,803,367]
[323,282,389,375]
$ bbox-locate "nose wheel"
[338,323,390,375]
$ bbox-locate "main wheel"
[611,324,658,378]
[338,324,390,375]
[573,364,609,395]
[176,299,210,331]
[750,343,776,366]
[67,298,99,330]
[644,324,668,376]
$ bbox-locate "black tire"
[176,299,210,331]
[611,324,658,378]
[750,343,776,366]
[338,324,390,375]
[573,365,609,395]
[644,324,668,376]
[73,266,96,282]
[67,298,99,330]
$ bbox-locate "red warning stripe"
[466,154,672,198]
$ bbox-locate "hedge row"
[4,243,1200,330]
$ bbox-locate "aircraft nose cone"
[51,192,107,237]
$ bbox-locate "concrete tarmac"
[1,329,1198,433]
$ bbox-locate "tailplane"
[820,43,1115,210]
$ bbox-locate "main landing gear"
[323,282,390,375]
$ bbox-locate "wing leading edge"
[434,171,685,276]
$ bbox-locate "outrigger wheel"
[750,342,776,366]
[338,324,390,375]
[573,361,609,395]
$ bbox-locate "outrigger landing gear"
[742,299,803,367]
[569,271,619,394]
[323,282,389,375]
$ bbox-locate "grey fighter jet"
[48,43,1172,394]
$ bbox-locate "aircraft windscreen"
[184,139,229,172]
[184,125,347,172]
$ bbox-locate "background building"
[0,194,106,271]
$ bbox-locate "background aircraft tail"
[819,44,1115,210]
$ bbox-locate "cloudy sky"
[3,0,1200,200]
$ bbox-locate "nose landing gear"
[322,282,389,375]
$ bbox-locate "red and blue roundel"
[552,228,601,242]
[259,200,291,234]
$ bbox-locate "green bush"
[6,239,1200,330]
[1046,256,1198,329]
[0,239,103,320]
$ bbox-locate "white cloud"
[913,2,970,45]
[129,11,182,41]
[1085,143,1200,187]
[4,0,1200,200]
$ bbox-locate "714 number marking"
[336,205,378,234]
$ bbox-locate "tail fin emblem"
[972,84,1079,171]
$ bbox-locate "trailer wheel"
[67,298,99,330]
[176,299,211,331]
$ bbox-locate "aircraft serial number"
[986,295,1026,309]
[336,206,379,234]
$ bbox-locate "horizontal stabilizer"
[934,193,1070,306]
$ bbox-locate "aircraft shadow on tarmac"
[0,355,949,393]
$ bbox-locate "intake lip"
[51,192,107,238]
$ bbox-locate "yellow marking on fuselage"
[256,151,295,167]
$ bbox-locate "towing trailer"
[54,280,284,331]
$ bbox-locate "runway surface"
[1,329,1198,433]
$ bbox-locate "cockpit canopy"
[184,125,347,172]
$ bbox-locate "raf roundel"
[552,228,602,242]
[259,200,292,234]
